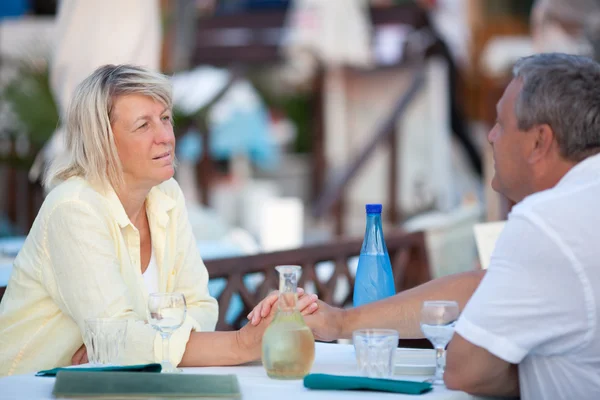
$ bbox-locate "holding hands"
[247,288,319,325]
[247,289,345,343]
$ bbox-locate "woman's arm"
[45,200,160,364]
[180,317,267,366]
[180,290,320,366]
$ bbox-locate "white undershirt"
[142,249,159,294]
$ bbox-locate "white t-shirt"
[142,250,159,294]
[455,153,600,400]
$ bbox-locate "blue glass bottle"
[353,204,396,307]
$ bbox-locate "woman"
[0,64,317,376]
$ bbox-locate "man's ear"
[528,124,555,164]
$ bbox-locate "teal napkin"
[36,363,161,377]
[303,373,433,395]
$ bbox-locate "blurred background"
[1,0,599,300]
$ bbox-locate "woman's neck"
[115,183,151,228]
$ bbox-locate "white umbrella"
[281,0,373,81]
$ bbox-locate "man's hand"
[304,300,345,342]
[247,288,318,326]
[71,343,89,365]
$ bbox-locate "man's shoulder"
[512,178,600,219]
[503,176,600,274]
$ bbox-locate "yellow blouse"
[0,177,218,376]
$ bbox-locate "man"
[252,53,600,399]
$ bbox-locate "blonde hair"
[44,64,173,191]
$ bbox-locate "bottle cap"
[365,204,382,214]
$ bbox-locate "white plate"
[394,348,436,376]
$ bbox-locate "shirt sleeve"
[169,186,219,332]
[454,212,591,364]
[44,200,164,365]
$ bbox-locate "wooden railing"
[0,230,430,350]
[312,67,426,234]
[204,230,429,331]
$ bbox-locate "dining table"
[0,342,488,400]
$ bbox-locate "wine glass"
[148,292,187,373]
[420,300,459,385]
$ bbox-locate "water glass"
[352,329,399,378]
[83,318,127,366]
[420,301,459,385]
[148,292,187,373]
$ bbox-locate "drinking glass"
[352,329,399,378]
[420,300,459,385]
[148,292,187,373]
[84,318,127,365]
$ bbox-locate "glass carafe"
[261,265,315,380]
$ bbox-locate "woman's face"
[111,94,175,190]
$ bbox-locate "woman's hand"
[234,289,319,363]
[71,344,89,365]
[246,288,319,326]
[236,315,272,362]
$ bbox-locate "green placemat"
[36,363,162,377]
[304,373,433,394]
[52,371,241,398]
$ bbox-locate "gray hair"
[513,53,600,162]
[44,64,173,191]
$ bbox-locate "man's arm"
[305,270,485,341]
[445,334,520,397]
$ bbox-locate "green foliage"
[485,0,534,19]
[249,70,313,154]
[2,61,59,149]
[172,106,194,135]
[281,94,312,154]
[172,102,212,137]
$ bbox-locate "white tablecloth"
[0,343,478,400]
